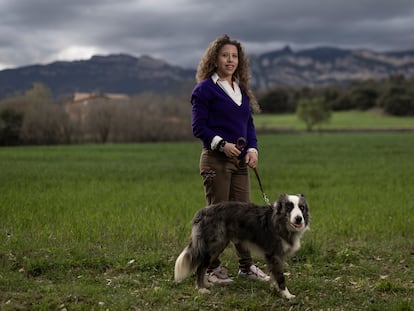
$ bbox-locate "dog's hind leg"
[266,254,295,300]
[195,255,211,294]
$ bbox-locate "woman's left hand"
[245,151,258,168]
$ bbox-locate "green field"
[254,111,414,131]
[1,133,413,310]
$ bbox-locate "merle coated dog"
[174,193,310,299]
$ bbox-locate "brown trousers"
[199,149,253,272]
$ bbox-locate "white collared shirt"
[211,73,242,106]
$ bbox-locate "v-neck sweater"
[191,77,258,155]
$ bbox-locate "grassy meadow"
[1,132,414,310]
[255,110,414,131]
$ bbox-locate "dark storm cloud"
[1,0,413,70]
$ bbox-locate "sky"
[1,0,414,70]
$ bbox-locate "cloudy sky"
[1,0,414,70]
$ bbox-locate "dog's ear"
[278,193,289,202]
[298,194,308,205]
[275,193,289,214]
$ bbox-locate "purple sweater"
[191,77,258,156]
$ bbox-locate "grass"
[1,133,414,310]
[254,110,414,131]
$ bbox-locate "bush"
[349,86,379,110]
[0,108,23,145]
[259,87,295,113]
[379,86,414,116]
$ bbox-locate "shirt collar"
[211,73,242,107]
[211,72,239,85]
[211,72,220,84]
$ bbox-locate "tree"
[259,87,294,113]
[84,98,116,143]
[0,108,23,145]
[379,86,414,116]
[19,83,68,144]
[296,97,331,131]
[349,85,379,110]
[25,82,53,105]
[377,75,414,116]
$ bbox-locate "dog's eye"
[286,202,294,211]
[299,205,305,212]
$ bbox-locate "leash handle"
[236,137,246,151]
[253,167,271,206]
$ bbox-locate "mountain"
[250,46,414,89]
[0,54,195,99]
[1,47,414,99]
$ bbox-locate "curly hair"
[195,34,261,113]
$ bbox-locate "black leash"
[235,137,271,206]
[253,167,271,206]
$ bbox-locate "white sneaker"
[238,265,270,282]
[206,266,233,285]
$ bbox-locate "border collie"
[174,194,310,299]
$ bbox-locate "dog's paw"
[280,287,296,300]
[198,288,211,294]
[270,281,278,290]
[203,275,214,288]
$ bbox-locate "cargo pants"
[199,148,253,272]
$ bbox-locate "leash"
[236,137,271,206]
[253,167,271,206]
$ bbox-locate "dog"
[174,193,310,299]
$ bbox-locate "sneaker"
[206,266,233,285]
[238,265,271,282]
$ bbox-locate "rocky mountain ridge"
[0,54,195,99]
[1,46,414,99]
[250,46,414,88]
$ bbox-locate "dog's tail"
[174,245,194,282]
[174,226,203,282]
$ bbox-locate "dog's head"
[273,194,310,232]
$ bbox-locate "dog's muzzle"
[290,214,305,231]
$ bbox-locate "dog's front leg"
[277,285,295,300]
[266,255,295,300]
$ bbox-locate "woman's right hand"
[223,143,241,158]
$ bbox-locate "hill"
[0,54,195,99]
[250,46,414,88]
[1,47,414,99]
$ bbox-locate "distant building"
[65,92,130,120]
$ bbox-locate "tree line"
[1,75,414,145]
[259,74,414,116]
[0,83,193,146]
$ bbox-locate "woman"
[191,34,270,284]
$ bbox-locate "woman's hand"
[245,150,258,168]
[223,143,258,168]
[223,143,241,158]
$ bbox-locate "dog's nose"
[294,216,303,224]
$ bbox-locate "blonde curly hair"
[195,34,261,113]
